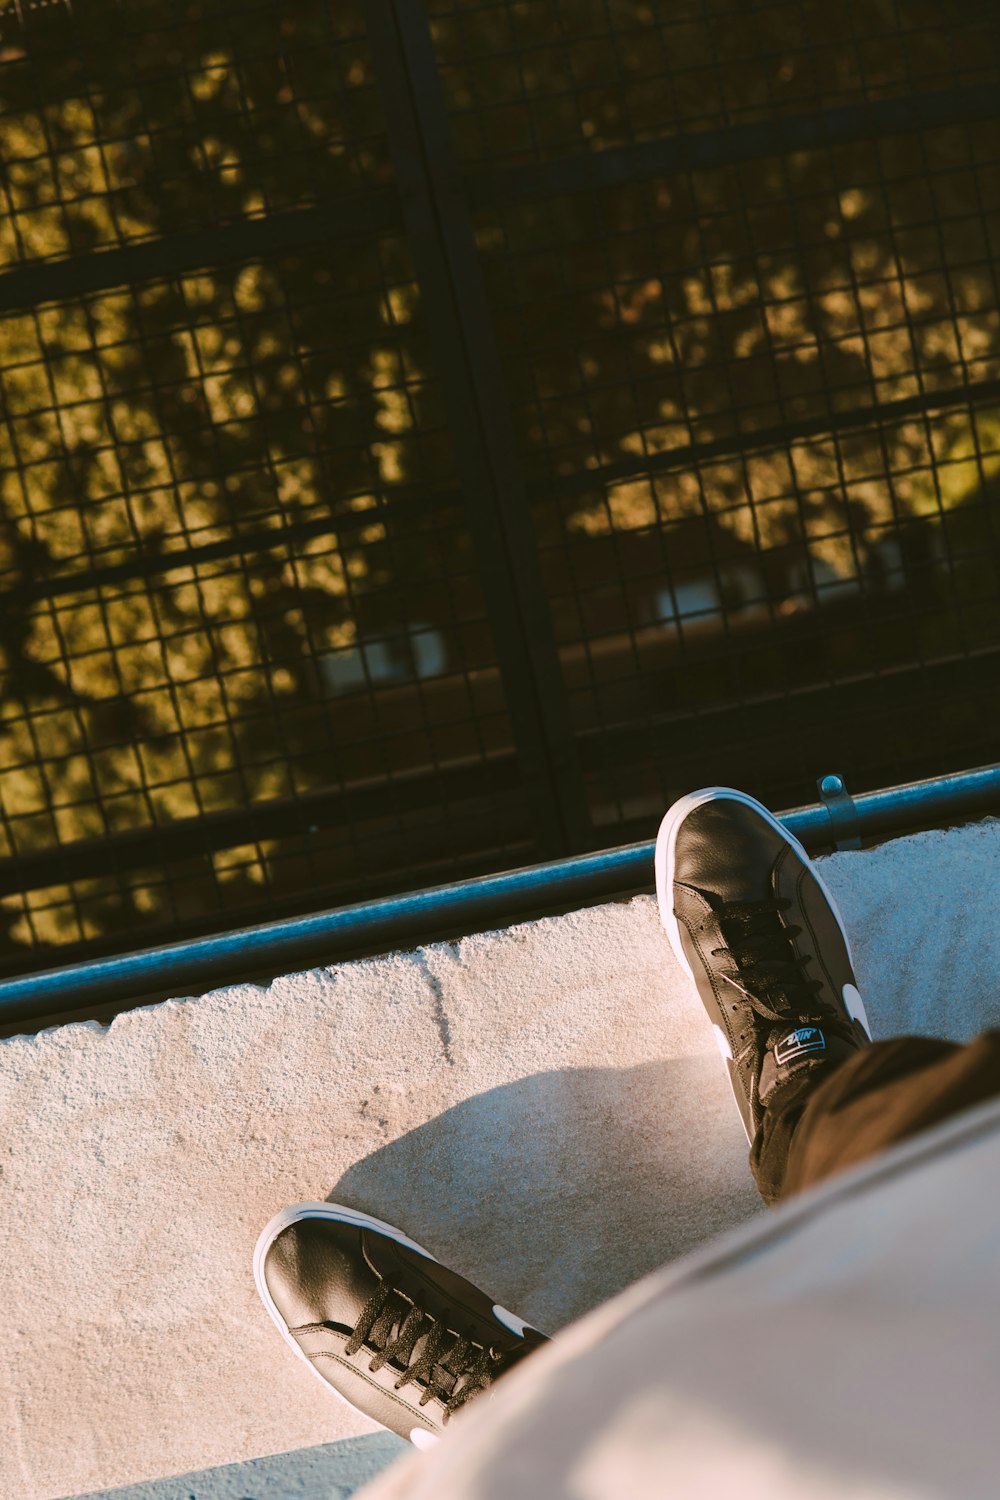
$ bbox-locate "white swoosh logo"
[843,983,871,1038]
[492,1303,532,1338]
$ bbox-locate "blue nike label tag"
[775,1027,826,1065]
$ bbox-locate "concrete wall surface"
[3,820,999,1500]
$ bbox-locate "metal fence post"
[360,0,593,859]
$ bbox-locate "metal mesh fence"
[0,0,998,976]
[435,0,1000,831]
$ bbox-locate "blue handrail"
[1,763,998,1028]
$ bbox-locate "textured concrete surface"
[4,820,999,1500]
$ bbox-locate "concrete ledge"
[4,821,1000,1498]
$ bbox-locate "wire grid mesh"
[0,0,999,977]
[0,0,532,972]
[431,0,1000,834]
[430,0,997,164]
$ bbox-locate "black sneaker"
[253,1202,548,1447]
[654,787,872,1142]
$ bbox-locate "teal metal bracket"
[816,773,863,851]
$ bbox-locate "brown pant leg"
[751,1031,1000,1207]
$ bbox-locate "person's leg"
[753,1030,1000,1204]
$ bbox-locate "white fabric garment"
[358,1095,1000,1500]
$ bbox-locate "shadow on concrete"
[329,1056,762,1332]
[69,1432,408,1500]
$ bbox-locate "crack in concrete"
[416,954,455,1065]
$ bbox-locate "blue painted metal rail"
[1,764,998,1028]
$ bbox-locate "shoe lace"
[343,1281,504,1420]
[711,897,828,1025]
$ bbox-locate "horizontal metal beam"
[3,644,996,898]
[3,82,994,318]
[577,647,1000,775]
[6,370,996,611]
[1,762,997,1028]
[0,194,403,313]
[532,376,1000,507]
[0,751,521,895]
[0,482,461,612]
[468,81,1000,209]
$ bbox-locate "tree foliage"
[0,0,997,952]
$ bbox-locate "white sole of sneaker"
[653,786,857,982]
[252,1200,441,1443]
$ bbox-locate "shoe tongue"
[709,899,808,1009]
[712,896,780,947]
[759,1023,856,1110]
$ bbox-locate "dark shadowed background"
[0,0,998,977]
